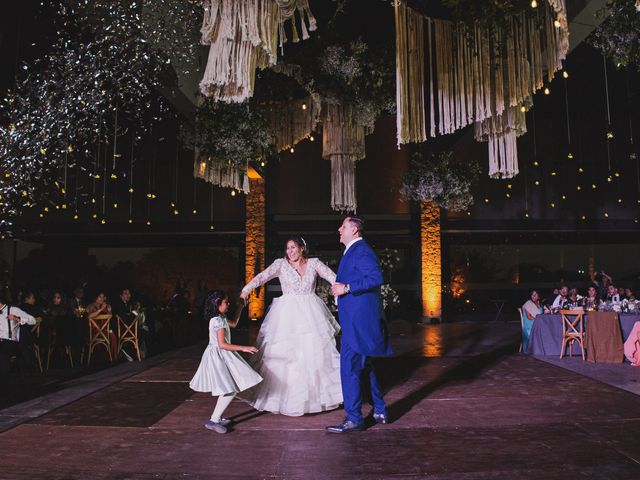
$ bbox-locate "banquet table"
[525,313,640,358]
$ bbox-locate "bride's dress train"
[239,257,343,416]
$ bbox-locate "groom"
[327,216,393,433]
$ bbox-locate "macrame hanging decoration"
[322,103,366,213]
[263,95,321,152]
[193,152,250,194]
[395,1,427,145]
[395,0,569,178]
[199,0,317,102]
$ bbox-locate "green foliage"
[590,0,640,69]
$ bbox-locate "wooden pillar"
[245,169,265,319]
[421,201,441,320]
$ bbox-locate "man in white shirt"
[551,285,569,310]
[0,290,36,386]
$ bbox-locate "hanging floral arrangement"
[400,152,480,212]
[590,0,640,69]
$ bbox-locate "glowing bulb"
[604,212,609,218]
[301,103,307,110]
[173,209,179,215]
[290,147,295,153]
[591,184,597,189]
[128,187,134,193]
[484,198,489,203]
[113,203,118,208]
[210,224,215,230]
[101,219,106,225]
[535,180,540,186]
[550,203,555,208]
[92,213,97,219]
[618,198,622,203]
[61,204,67,209]
[192,209,197,215]
[505,193,511,198]
[562,71,569,79]
[578,167,584,173]
[91,198,96,204]
[576,186,582,191]
[533,161,539,166]
[567,153,573,159]
[128,219,133,224]
[507,184,512,189]
[554,19,561,28]
[531,0,537,7]
[95,174,101,179]
[260,161,265,167]
[544,87,550,95]
[231,190,236,197]
[581,215,586,220]
[551,171,557,176]
[146,220,151,226]
[110,173,117,180]
[309,136,314,142]
[520,105,526,113]
[607,132,614,139]
[73,214,79,220]
[561,195,567,200]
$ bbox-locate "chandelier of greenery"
[0,0,199,228]
[590,0,640,70]
[400,151,480,212]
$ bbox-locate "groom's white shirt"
[343,237,363,256]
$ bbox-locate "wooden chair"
[31,317,44,372]
[88,313,112,364]
[45,322,75,370]
[560,310,586,360]
[517,308,524,352]
[117,315,141,361]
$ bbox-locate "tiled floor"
[2,322,640,479]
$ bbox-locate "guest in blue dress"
[522,290,545,351]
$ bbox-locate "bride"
[239,236,342,416]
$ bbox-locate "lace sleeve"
[242,259,282,294]
[313,258,337,284]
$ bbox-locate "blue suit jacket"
[336,240,392,357]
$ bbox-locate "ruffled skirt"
[190,345,263,396]
[239,294,343,416]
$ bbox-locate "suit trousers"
[340,341,386,424]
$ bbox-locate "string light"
[562,71,569,79]
[554,19,561,28]
[301,103,307,110]
[531,0,538,7]
[231,190,236,197]
[290,147,295,153]
[567,153,573,159]
[544,87,550,95]
[309,135,315,142]
[128,218,133,224]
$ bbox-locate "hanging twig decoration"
[395,0,570,178]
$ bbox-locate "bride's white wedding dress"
[239,257,343,416]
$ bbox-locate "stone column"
[421,201,441,320]
[245,173,265,319]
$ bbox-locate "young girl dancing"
[190,290,262,433]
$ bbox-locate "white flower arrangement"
[400,152,480,212]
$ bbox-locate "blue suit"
[336,239,392,424]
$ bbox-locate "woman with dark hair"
[239,236,342,416]
[47,291,78,365]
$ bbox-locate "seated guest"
[112,288,137,362]
[625,288,636,302]
[0,290,36,388]
[551,285,569,310]
[48,291,80,359]
[567,288,581,307]
[68,286,86,314]
[618,287,627,300]
[583,286,600,310]
[606,284,620,302]
[522,290,547,351]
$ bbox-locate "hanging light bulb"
[534,180,540,186]
[210,224,215,230]
[581,215,587,220]
[301,103,307,110]
[309,136,314,142]
[92,213,97,219]
[544,87,550,95]
[607,132,614,139]
[520,105,526,113]
[554,19,561,28]
[192,208,198,215]
[73,213,79,220]
[146,220,151,226]
[260,161,265,167]
[290,147,295,153]
[101,219,106,225]
[576,185,582,191]
[531,0,538,7]
[567,152,573,159]
[173,209,179,215]
[128,218,133,224]
[604,212,609,218]
[562,71,569,79]
[128,187,134,193]
[231,190,236,197]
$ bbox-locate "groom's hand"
[332,282,347,297]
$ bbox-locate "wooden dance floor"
[2,323,640,479]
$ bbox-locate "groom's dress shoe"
[326,419,365,433]
[373,413,389,424]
